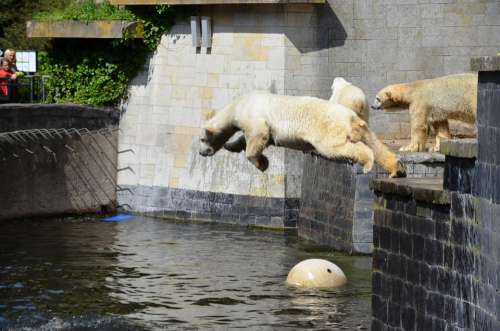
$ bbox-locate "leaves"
[5,1,175,106]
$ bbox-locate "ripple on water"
[0,216,371,330]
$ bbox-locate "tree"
[0,0,70,50]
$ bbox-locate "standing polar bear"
[330,77,369,122]
[199,92,406,178]
[372,73,478,152]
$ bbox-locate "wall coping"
[26,20,143,39]
[439,138,477,159]
[370,178,450,205]
[470,55,500,72]
[397,152,445,164]
[109,0,325,4]
[0,103,119,117]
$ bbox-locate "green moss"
[33,0,136,22]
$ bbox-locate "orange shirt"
[0,69,13,96]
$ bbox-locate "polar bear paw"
[399,143,425,153]
[389,161,407,178]
[362,157,374,174]
[428,144,440,153]
[253,155,269,172]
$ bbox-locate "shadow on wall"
[165,5,347,54]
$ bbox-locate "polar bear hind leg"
[313,140,375,173]
[244,121,271,171]
[429,120,451,152]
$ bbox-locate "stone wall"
[298,153,444,254]
[325,0,500,139]
[118,5,318,228]
[0,104,119,220]
[371,178,454,330]
[370,58,500,330]
[118,2,500,228]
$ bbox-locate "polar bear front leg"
[400,104,428,152]
[244,123,271,172]
[224,134,246,153]
[429,121,451,152]
[314,141,375,173]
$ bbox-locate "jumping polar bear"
[372,73,478,152]
[330,77,369,122]
[199,92,406,178]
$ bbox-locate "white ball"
[286,259,347,288]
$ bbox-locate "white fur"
[330,77,352,102]
[200,91,405,177]
[329,77,369,122]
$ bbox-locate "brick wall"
[371,62,500,330]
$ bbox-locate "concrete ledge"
[110,0,324,4]
[397,151,445,164]
[440,138,477,159]
[0,103,119,131]
[471,55,500,72]
[118,185,300,229]
[26,20,143,39]
[370,178,450,205]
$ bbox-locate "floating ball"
[286,259,347,288]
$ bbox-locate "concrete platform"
[109,0,325,4]
[26,20,143,39]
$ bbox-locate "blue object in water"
[101,214,133,222]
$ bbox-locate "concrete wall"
[0,104,119,220]
[298,153,445,254]
[118,6,314,228]
[325,0,500,139]
[118,2,500,227]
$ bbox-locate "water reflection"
[0,216,371,330]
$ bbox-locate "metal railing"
[0,75,50,103]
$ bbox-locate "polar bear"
[372,73,478,152]
[199,92,406,178]
[330,77,369,122]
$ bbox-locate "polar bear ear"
[204,127,216,137]
[385,91,392,99]
[202,109,215,121]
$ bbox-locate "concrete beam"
[26,20,143,39]
[109,0,324,5]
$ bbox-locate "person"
[3,49,17,73]
[0,59,17,98]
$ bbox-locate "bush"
[33,0,136,22]
[33,2,177,106]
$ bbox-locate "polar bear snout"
[199,141,216,157]
[371,96,382,110]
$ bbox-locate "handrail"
[0,75,50,103]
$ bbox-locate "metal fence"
[0,75,50,103]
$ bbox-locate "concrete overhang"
[109,0,325,4]
[26,20,143,39]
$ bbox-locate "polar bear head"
[330,77,352,101]
[372,84,410,111]
[372,86,396,110]
[199,125,238,157]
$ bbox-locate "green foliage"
[3,0,177,106]
[39,39,150,106]
[133,5,176,50]
[0,0,70,50]
[33,0,136,22]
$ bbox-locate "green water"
[0,216,371,330]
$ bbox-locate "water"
[0,216,371,330]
